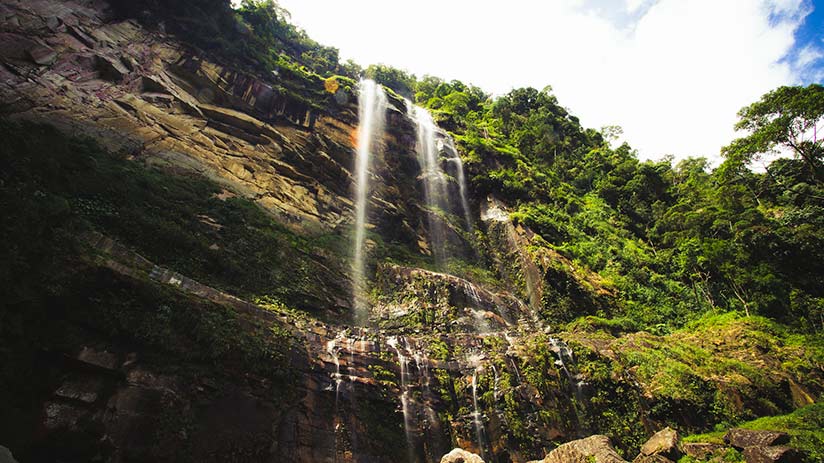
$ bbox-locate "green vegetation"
[684,403,824,463]
[3,0,823,459]
[103,0,824,335]
[568,311,823,450]
[0,120,348,315]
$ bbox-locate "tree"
[365,64,416,98]
[722,84,824,182]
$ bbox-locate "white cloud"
[625,0,649,14]
[274,0,811,163]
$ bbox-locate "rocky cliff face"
[0,2,821,463]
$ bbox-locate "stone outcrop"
[724,429,790,450]
[742,445,800,463]
[480,196,613,323]
[0,0,424,239]
[633,427,681,462]
[373,263,537,332]
[441,448,485,463]
[530,435,628,463]
[0,446,18,463]
[2,1,823,463]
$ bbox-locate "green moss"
[0,120,347,317]
[684,404,824,462]
[566,316,640,335]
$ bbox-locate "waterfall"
[352,79,387,321]
[509,357,522,384]
[470,367,486,459]
[550,337,589,436]
[407,103,475,266]
[444,137,473,231]
[465,352,486,459]
[326,334,343,408]
[326,332,345,461]
[491,364,500,402]
[408,104,449,264]
[387,336,415,462]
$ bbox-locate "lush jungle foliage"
[427,80,824,333]
[112,0,823,334]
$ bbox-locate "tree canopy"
[722,84,824,183]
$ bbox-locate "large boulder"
[530,435,628,463]
[440,448,484,463]
[724,429,790,450]
[742,446,800,463]
[0,446,19,463]
[634,427,682,462]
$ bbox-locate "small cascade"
[326,331,346,462]
[352,79,387,322]
[346,336,355,376]
[491,364,500,402]
[471,368,486,459]
[464,280,482,307]
[504,333,523,385]
[549,337,589,435]
[387,336,415,461]
[549,337,573,381]
[467,353,486,459]
[443,137,473,231]
[413,349,441,449]
[326,332,344,406]
[549,337,585,389]
[463,280,492,333]
[509,357,522,384]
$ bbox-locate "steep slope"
[0,1,822,463]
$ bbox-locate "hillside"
[0,1,822,462]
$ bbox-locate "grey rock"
[742,445,800,463]
[531,435,628,463]
[724,429,790,450]
[0,446,19,463]
[634,427,681,462]
[440,448,484,463]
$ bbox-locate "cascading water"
[491,364,500,402]
[409,104,449,264]
[326,333,343,408]
[466,353,486,459]
[443,137,473,231]
[470,368,486,459]
[504,333,523,384]
[352,79,387,322]
[326,332,345,462]
[387,336,415,462]
[550,337,589,436]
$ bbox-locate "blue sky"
[266,0,823,163]
[783,0,824,82]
